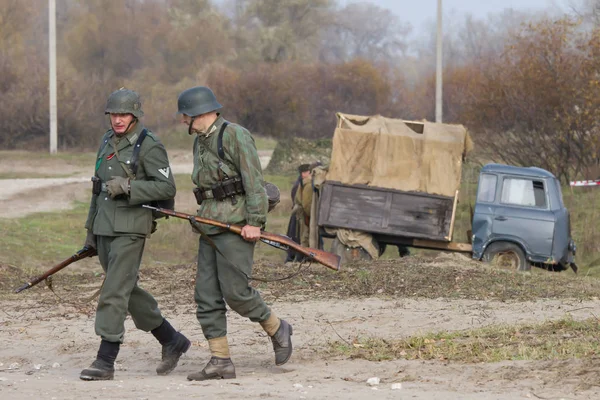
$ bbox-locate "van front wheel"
[482,242,530,271]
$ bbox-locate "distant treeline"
[1,0,599,182]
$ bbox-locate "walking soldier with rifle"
[79,88,190,381]
[177,86,294,380]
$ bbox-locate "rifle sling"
[112,128,148,180]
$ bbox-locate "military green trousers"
[95,235,164,343]
[195,232,271,339]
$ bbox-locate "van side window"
[501,178,546,208]
[477,174,497,203]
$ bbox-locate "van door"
[491,177,554,258]
[472,173,497,258]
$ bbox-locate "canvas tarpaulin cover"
[326,113,472,197]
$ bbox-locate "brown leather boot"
[270,319,293,366]
[187,357,236,381]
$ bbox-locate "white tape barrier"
[570,180,600,187]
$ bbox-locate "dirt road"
[0,150,272,218]
[2,294,599,400]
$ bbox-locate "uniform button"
[126,160,130,164]
[105,197,108,200]
[108,166,112,170]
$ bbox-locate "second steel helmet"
[177,86,222,117]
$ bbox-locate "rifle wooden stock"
[143,205,341,271]
[15,247,97,293]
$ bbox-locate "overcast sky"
[340,0,573,31]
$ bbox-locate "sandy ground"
[2,151,600,399]
[2,296,600,400]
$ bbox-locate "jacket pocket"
[114,204,152,235]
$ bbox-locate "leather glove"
[106,176,130,199]
[84,229,97,250]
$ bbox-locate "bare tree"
[321,2,411,63]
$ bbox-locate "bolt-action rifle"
[143,205,341,271]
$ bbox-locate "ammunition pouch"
[194,176,245,205]
[193,178,280,213]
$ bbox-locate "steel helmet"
[177,86,222,117]
[105,88,144,118]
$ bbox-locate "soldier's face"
[110,113,135,135]
[181,113,211,133]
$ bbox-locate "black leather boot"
[187,357,236,381]
[270,319,293,366]
[80,340,120,381]
[156,332,191,375]
[152,319,191,376]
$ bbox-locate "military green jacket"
[192,115,268,235]
[85,122,176,237]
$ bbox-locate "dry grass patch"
[327,316,600,363]
[5,255,600,302]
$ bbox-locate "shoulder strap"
[217,122,229,160]
[196,122,238,178]
[131,128,148,176]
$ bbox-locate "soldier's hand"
[84,229,97,251]
[241,225,261,242]
[106,176,130,199]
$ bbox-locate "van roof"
[481,163,556,179]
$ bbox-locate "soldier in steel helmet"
[177,86,293,381]
[80,88,190,381]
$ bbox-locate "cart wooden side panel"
[318,181,456,242]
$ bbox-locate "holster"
[91,177,102,195]
[193,187,203,205]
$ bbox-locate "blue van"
[471,164,576,272]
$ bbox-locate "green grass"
[158,128,196,150]
[562,186,600,275]
[326,316,600,363]
[0,201,90,268]
[253,136,278,151]
[0,172,296,271]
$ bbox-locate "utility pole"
[435,0,443,123]
[49,0,58,153]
